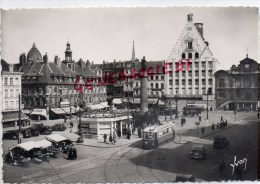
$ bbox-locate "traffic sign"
[195,122,200,125]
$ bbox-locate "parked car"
[30,127,40,137]
[36,124,52,135]
[52,123,66,131]
[22,129,32,138]
[190,144,206,159]
[213,136,229,149]
[3,131,18,140]
[175,174,195,182]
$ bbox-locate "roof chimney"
[54,56,61,67]
[19,53,26,66]
[187,13,193,22]
[78,58,85,68]
[43,53,48,64]
[9,64,13,72]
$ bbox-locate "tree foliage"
[132,109,159,128]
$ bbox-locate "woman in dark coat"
[109,134,113,143]
[68,148,73,160]
[73,148,77,160]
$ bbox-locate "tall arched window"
[195,52,199,59]
[182,53,186,59]
[188,53,192,59]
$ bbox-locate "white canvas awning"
[46,134,68,143]
[61,106,76,114]
[51,108,66,115]
[17,141,38,151]
[34,139,52,149]
[113,98,122,104]
[62,132,80,142]
[101,102,110,108]
[31,109,47,117]
[87,104,105,110]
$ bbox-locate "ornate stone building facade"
[16,43,106,120]
[165,14,217,98]
[215,56,260,111]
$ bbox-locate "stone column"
[120,121,123,136]
[97,122,100,139]
[110,122,113,135]
[140,56,148,113]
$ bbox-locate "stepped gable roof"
[27,43,42,62]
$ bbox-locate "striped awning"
[2,112,29,122]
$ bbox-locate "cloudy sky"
[1,7,258,70]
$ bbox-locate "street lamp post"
[206,89,209,120]
[75,94,84,143]
[175,90,179,119]
[18,93,22,144]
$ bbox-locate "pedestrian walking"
[113,134,116,144]
[68,148,73,160]
[201,127,205,135]
[181,117,185,127]
[73,148,77,160]
[183,117,186,125]
[212,123,215,131]
[199,114,201,122]
[220,116,224,122]
[109,134,113,143]
[103,133,107,144]
[257,112,259,119]
[127,130,131,140]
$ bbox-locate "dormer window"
[187,42,193,49]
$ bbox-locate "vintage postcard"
[0,7,259,183]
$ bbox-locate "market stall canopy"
[31,108,47,117]
[113,98,122,104]
[130,98,158,104]
[17,141,39,151]
[34,139,52,149]
[46,134,68,143]
[62,132,80,142]
[50,108,66,115]
[86,104,105,110]
[101,102,110,108]
[61,106,77,114]
[22,109,33,114]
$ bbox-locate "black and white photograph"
[0,7,259,183]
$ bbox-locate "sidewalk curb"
[75,139,141,148]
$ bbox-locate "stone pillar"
[120,121,123,136]
[110,122,113,135]
[97,122,100,139]
[140,56,148,113]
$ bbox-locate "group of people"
[103,133,117,144]
[67,147,77,160]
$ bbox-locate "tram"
[142,121,175,149]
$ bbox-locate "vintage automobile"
[190,144,206,159]
[22,129,32,138]
[213,136,229,149]
[36,124,53,135]
[175,174,195,182]
[183,107,201,117]
[52,123,66,131]
[30,127,40,137]
[3,130,18,140]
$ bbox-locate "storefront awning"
[62,132,80,142]
[50,108,66,115]
[22,109,33,114]
[34,139,52,149]
[131,98,158,104]
[46,134,68,143]
[31,108,47,117]
[17,141,38,151]
[113,98,122,104]
[87,104,105,110]
[61,106,76,114]
[2,112,29,122]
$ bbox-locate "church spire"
[132,40,135,61]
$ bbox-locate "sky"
[1,7,258,70]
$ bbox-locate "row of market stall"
[6,133,80,167]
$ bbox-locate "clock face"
[245,64,249,68]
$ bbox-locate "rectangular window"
[10,78,13,85]
[175,80,179,85]
[5,89,8,97]
[10,89,14,97]
[182,80,185,85]
[161,76,164,80]
[188,80,192,85]
[4,78,8,85]
[161,83,164,89]
[5,101,8,110]
[182,72,185,77]
[156,83,159,89]
[202,79,206,85]
[187,42,193,49]
[155,76,159,80]
[219,79,225,87]
[209,79,212,85]
[16,89,19,97]
[15,78,19,85]
[136,82,138,87]
[169,71,173,77]
[169,79,173,85]
[175,72,179,77]
[150,83,154,88]
[10,101,14,109]
[195,79,199,85]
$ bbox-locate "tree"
[132,109,159,128]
